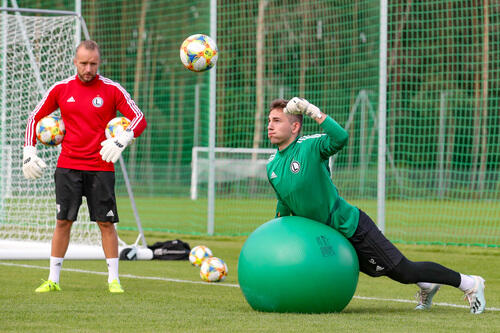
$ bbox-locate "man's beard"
[79,73,96,82]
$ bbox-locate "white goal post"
[0,7,149,260]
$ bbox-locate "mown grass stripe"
[3,261,498,312]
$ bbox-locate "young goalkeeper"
[23,40,146,293]
[266,97,486,314]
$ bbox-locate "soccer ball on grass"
[36,115,65,146]
[179,34,218,72]
[200,257,228,282]
[189,245,213,267]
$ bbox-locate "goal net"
[0,10,103,259]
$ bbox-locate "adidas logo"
[67,96,75,102]
[270,171,278,179]
[106,210,114,217]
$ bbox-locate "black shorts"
[347,210,403,277]
[55,168,119,223]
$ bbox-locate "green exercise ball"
[238,216,359,313]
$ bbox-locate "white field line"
[2,261,499,312]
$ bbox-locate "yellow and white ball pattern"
[200,257,228,282]
[36,115,65,146]
[105,117,131,139]
[179,34,218,72]
[189,245,213,267]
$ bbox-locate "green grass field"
[1,230,499,332]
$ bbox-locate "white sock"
[458,274,475,292]
[106,258,120,283]
[48,256,64,284]
[417,282,434,290]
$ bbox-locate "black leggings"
[387,257,461,287]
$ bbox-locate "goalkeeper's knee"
[386,257,419,284]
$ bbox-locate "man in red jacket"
[23,40,147,293]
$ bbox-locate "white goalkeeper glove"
[22,146,47,180]
[100,129,134,163]
[284,97,322,119]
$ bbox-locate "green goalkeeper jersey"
[266,116,359,238]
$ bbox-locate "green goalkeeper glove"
[284,97,322,119]
[100,129,134,163]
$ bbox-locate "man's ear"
[291,121,301,135]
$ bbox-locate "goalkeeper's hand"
[22,146,47,180]
[284,97,323,119]
[100,129,134,163]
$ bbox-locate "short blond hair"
[76,40,101,58]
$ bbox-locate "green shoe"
[108,279,124,293]
[35,280,61,293]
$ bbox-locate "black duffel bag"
[147,239,191,260]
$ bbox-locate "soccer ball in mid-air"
[189,245,213,267]
[105,117,131,139]
[200,257,228,282]
[180,34,218,72]
[36,115,65,146]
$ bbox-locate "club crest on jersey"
[290,160,301,174]
[92,96,104,108]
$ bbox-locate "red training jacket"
[25,74,147,171]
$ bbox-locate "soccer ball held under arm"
[284,97,322,119]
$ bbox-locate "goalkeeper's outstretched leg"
[354,211,486,314]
